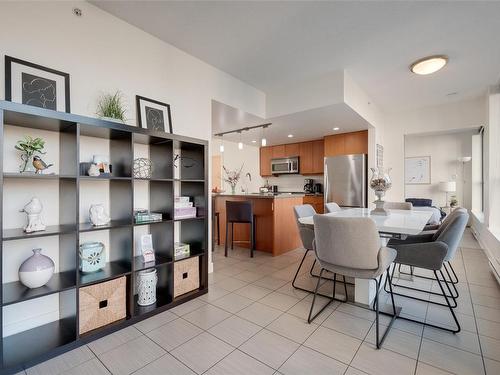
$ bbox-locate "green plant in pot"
[96,91,127,122]
[15,136,46,173]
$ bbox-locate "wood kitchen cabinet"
[312,139,324,174]
[303,195,324,213]
[260,146,273,176]
[272,145,286,158]
[324,130,368,157]
[285,143,300,157]
[299,141,314,174]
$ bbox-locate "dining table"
[298,207,433,306]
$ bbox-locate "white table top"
[298,208,433,236]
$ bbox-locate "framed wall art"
[5,56,70,112]
[405,156,431,184]
[136,95,172,133]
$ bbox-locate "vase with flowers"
[369,167,392,215]
[15,136,47,174]
[223,164,244,194]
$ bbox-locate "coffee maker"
[304,178,314,193]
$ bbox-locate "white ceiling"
[93,1,500,112]
[212,100,370,146]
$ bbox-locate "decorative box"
[174,242,190,260]
[79,276,126,334]
[174,206,197,219]
[79,242,106,273]
[134,210,163,223]
[174,257,199,298]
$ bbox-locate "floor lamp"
[458,156,472,208]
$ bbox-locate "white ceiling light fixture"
[287,134,293,138]
[261,125,267,147]
[219,136,224,153]
[410,55,448,75]
[252,140,257,143]
[333,127,340,131]
[238,131,243,150]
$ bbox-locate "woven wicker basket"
[79,276,126,334]
[174,257,200,298]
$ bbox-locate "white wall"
[383,96,487,202]
[0,1,265,336]
[404,131,474,209]
[212,139,264,193]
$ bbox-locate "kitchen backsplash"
[265,175,323,192]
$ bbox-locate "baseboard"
[470,215,500,286]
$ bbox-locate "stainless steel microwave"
[271,157,299,174]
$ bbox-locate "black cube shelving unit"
[0,100,208,374]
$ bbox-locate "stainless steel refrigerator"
[324,154,367,208]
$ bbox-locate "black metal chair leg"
[216,213,220,246]
[374,268,398,349]
[292,249,310,289]
[224,221,229,257]
[308,269,336,323]
[392,269,461,334]
[446,262,459,284]
[343,275,348,300]
[250,220,254,258]
[232,223,235,249]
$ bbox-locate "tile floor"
[19,229,500,375]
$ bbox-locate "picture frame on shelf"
[136,95,172,133]
[5,55,70,112]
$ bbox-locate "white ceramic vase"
[137,268,157,306]
[19,248,55,289]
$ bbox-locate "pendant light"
[238,131,243,150]
[261,125,267,147]
[219,135,224,153]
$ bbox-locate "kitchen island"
[213,193,304,256]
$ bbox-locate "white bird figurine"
[21,197,46,232]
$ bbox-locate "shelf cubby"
[0,100,207,373]
[2,289,77,369]
[133,264,173,317]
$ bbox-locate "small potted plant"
[96,91,127,123]
[450,196,458,208]
[15,135,46,173]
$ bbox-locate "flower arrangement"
[223,164,244,194]
[15,135,46,173]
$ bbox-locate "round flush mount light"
[251,140,257,143]
[333,127,340,131]
[287,134,293,138]
[410,55,448,75]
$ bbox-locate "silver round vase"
[19,248,55,289]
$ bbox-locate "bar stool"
[225,201,255,258]
[212,212,220,248]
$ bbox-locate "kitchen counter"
[213,192,304,199]
[213,194,304,256]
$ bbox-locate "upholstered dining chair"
[392,208,467,293]
[292,204,344,297]
[384,201,413,210]
[325,202,342,213]
[310,215,397,349]
[386,209,469,333]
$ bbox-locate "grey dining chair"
[310,215,397,349]
[292,204,347,299]
[325,202,342,213]
[384,201,413,210]
[386,209,469,333]
[392,208,467,295]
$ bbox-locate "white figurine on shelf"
[21,197,46,233]
[89,204,110,226]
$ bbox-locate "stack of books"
[174,197,197,219]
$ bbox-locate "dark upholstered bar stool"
[213,212,220,248]
[225,201,255,258]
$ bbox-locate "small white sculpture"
[89,204,110,226]
[87,164,100,177]
[21,197,46,233]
